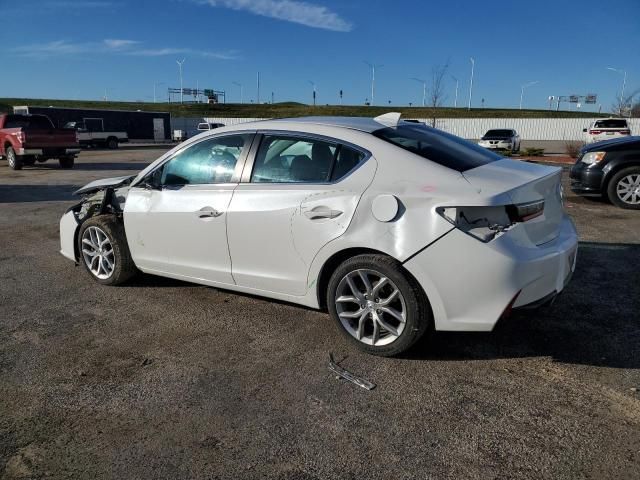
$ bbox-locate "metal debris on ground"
[328,353,376,391]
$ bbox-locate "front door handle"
[304,207,343,220]
[196,206,223,218]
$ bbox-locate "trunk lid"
[462,159,564,245]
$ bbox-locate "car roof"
[244,116,390,133]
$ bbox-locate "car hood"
[582,135,640,152]
[74,175,135,195]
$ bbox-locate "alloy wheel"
[616,173,640,205]
[81,226,116,279]
[7,149,15,168]
[335,269,407,346]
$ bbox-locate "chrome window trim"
[240,129,372,185]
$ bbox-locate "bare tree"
[610,87,639,117]
[427,61,449,127]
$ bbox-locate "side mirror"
[582,128,587,132]
[141,168,163,190]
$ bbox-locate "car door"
[226,132,375,296]
[124,133,254,285]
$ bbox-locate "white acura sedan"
[60,113,578,356]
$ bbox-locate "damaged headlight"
[437,201,544,242]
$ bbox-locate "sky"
[0,0,639,112]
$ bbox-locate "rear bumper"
[403,215,578,332]
[18,147,80,156]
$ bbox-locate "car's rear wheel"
[106,137,118,149]
[607,167,640,209]
[78,215,136,285]
[6,146,22,170]
[327,254,431,357]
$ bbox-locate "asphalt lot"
[1,148,639,479]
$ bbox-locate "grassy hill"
[0,97,605,119]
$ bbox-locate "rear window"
[373,124,501,172]
[594,119,628,129]
[4,115,54,130]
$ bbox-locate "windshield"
[373,124,501,172]
[484,129,513,137]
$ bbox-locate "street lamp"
[450,75,459,108]
[411,77,427,107]
[232,81,243,104]
[364,61,383,106]
[607,66,627,114]
[153,82,165,103]
[519,80,539,110]
[309,80,317,106]
[176,58,186,104]
[467,57,475,110]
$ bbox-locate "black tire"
[59,156,75,169]
[607,166,640,209]
[106,137,118,149]
[6,146,22,170]
[326,254,431,357]
[77,215,137,285]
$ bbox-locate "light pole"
[519,81,539,110]
[232,81,243,104]
[450,75,459,108]
[411,77,427,107]
[153,82,165,103]
[607,67,627,114]
[256,71,260,104]
[364,61,383,106]
[309,80,317,106]
[467,57,475,110]
[176,58,186,104]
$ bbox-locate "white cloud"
[197,0,352,31]
[14,39,238,60]
[103,39,140,50]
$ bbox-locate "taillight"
[437,202,544,243]
[506,200,545,223]
[16,131,25,143]
[589,130,601,135]
[75,131,80,143]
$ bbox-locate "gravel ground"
[1,149,639,479]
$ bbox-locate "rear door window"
[374,124,501,172]
[4,115,54,129]
[251,135,365,183]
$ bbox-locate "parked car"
[570,136,640,209]
[0,114,80,170]
[60,114,577,356]
[197,122,225,131]
[478,129,521,153]
[64,121,128,149]
[583,118,631,144]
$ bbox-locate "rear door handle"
[196,206,223,218]
[304,207,343,220]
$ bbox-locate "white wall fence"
[170,116,640,142]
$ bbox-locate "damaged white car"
[60,113,578,356]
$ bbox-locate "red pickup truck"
[0,114,80,170]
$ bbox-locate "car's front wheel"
[327,254,431,356]
[78,215,136,285]
[607,167,640,209]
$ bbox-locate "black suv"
[570,136,640,209]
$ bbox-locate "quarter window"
[251,135,364,183]
[160,134,249,186]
